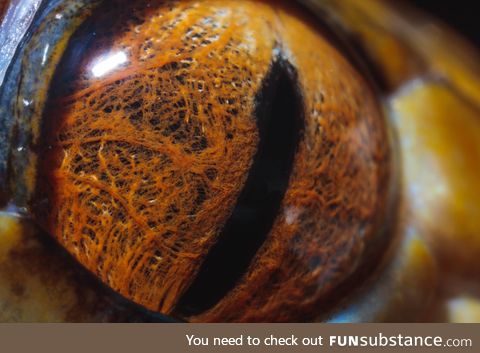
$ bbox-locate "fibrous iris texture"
[33,0,390,322]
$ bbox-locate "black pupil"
[177,56,304,316]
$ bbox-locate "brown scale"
[33,0,391,321]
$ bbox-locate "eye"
[0,0,479,323]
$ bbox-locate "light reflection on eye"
[0,0,479,323]
[90,51,128,78]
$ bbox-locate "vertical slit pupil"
[176,57,304,316]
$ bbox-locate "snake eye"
[0,0,393,322]
[6,0,478,323]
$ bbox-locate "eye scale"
[4,0,393,322]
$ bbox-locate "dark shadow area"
[409,0,479,48]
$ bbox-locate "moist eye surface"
[25,0,393,322]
